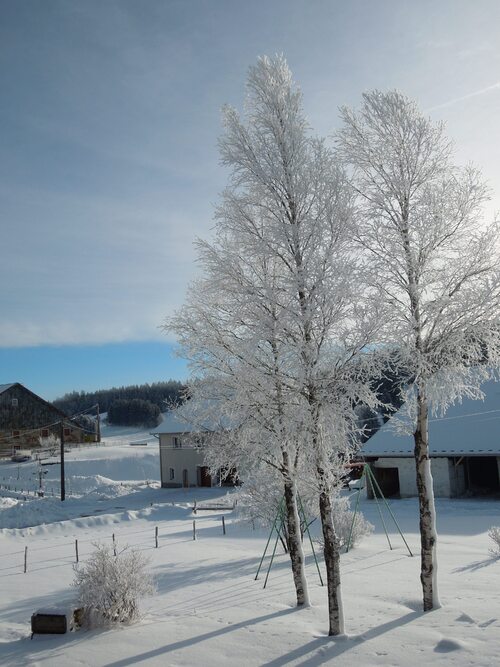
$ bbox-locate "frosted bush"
[73,543,154,627]
[38,433,60,457]
[316,497,373,552]
[488,526,500,557]
[236,471,317,529]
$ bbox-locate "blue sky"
[2,0,500,399]
[0,342,187,400]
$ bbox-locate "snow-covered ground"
[0,437,499,666]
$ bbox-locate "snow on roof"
[152,409,195,435]
[0,383,16,395]
[152,401,234,435]
[361,379,500,458]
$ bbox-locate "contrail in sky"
[427,81,500,112]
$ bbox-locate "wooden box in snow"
[31,607,75,635]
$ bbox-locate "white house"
[153,405,234,489]
[152,409,212,488]
[360,379,500,498]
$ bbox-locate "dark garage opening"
[466,457,500,494]
[371,466,400,498]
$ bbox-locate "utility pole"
[96,403,101,443]
[60,421,65,501]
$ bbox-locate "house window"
[173,437,181,448]
[11,398,18,407]
[12,430,20,438]
[169,468,175,480]
[41,429,49,438]
[64,428,70,437]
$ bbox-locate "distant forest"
[53,380,185,418]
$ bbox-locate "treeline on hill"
[107,398,161,428]
[53,381,185,420]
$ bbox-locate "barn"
[0,382,86,458]
[360,379,500,498]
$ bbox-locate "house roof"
[153,401,234,435]
[361,379,500,458]
[0,382,84,429]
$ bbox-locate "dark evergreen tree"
[53,380,185,417]
[107,399,161,427]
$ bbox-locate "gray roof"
[361,379,500,458]
[0,383,16,395]
[153,401,234,435]
[152,409,197,435]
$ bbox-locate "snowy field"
[0,434,499,666]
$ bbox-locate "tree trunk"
[283,480,310,607]
[414,389,441,611]
[319,489,344,635]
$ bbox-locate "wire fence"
[0,510,235,577]
[0,478,157,499]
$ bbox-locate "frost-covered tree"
[170,242,312,608]
[168,55,383,635]
[338,90,500,611]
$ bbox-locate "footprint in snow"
[434,638,466,653]
[455,613,475,624]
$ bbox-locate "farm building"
[0,383,87,457]
[360,379,500,498]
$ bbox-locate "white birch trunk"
[414,389,441,611]
[283,479,310,607]
[318,488,344,635]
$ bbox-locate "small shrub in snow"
[73,543,154,628]
[333,497,374,551]
[488,526,500,557]
[37,433,60,458]
[316,497,373,552]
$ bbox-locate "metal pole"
[263,517,284,589]
[346,467,365,553]
[60,422,65,502]
[298,494,324,586]
[367,465,413,557]
[96,403,101,443]
[366,465,393,550]
[255,497,284,580]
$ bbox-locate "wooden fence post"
[112,533,117,557]
[75,539,79,563]
[155,526,158,548]
[24,546,28,573]
[222,516,226,535]
[193,520,196,541]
